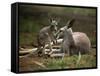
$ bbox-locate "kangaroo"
[37,18,59,56]
[56,19,91,59]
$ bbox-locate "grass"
[42,54,96,70]
[19,53,96,72]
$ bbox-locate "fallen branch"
[32,61,46,68]
[19,48,37,54]
[50,53,64,57]
[19,39,63,55]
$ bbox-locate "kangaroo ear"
[67,19,75,28]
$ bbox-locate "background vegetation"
[19,5,96,47]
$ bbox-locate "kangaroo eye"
[59,30,62,32]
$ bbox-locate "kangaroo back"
[72,32,91,54]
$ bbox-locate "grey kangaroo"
[37,18,59,56]
[56,19,91,59]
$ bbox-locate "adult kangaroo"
[37,18,59,56]
[56,19,91,58]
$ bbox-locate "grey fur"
[37,19,58,55]
[57,20,91,57]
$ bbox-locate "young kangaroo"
[37,18,59,56]
[56,19,91,59]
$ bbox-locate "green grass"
[42,54,96,70]
[19,49,96,72]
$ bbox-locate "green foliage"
[19,18,41,33]
[63,7,96,16]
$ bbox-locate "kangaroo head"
[56,19,75,39]
[50,18,60,32]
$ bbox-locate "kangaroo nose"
[51,20,58,25]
